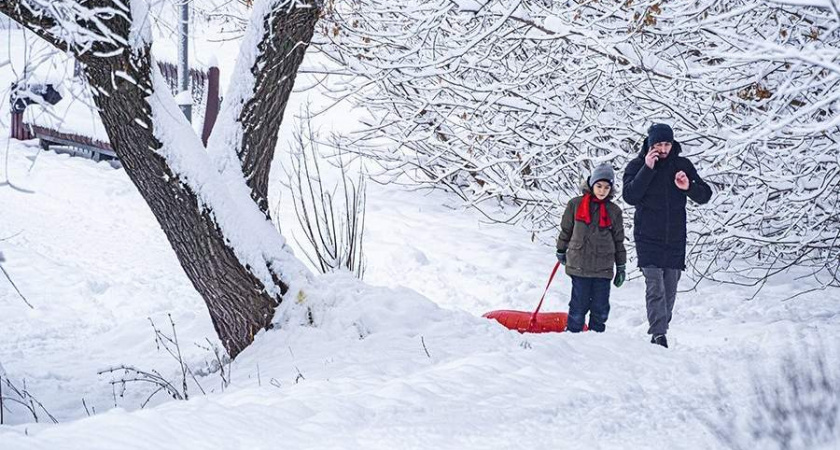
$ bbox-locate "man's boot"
[651,334,668,348]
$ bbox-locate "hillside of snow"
[2,132,839,448]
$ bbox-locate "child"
[555,164,626,332]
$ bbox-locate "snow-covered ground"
[2,16,840,450]
[3,134,840,448]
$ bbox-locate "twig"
[204,337,229,390]
[111,376,118,408]
[0,230,23,242]
[0,265,34,309]
[26,392,57,424]
[286,105,367,277]
[166,314,190,400]
[421,336,431,359]
[0,377,57,423]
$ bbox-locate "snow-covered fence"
[9,109,31,140]
[156,61,219,142]
[9,82,62,141]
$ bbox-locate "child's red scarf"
[575,193,612,228]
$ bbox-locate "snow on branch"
[316,0,840,290]
[148,64,309,297]
[767,0,836,8]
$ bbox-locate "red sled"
[483,262,586,333]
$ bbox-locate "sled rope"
[529,261,561,329]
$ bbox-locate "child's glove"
[613,264,626,287]
[556,251,566,265]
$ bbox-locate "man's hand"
[645,149,660,169]
[675,171,690,191]
[556,251,566,266]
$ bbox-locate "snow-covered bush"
[316,0,840,290]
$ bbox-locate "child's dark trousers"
[567,275,611,332]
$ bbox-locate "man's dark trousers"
[641,267,681,336]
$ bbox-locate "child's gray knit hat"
[588,163,615,188]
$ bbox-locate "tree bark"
[1,0,320,358]
[238,4,320,216]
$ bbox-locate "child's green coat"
[556,189,627,279]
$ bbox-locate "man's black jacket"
[622,139,712,269]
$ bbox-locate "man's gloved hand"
[556,251,567,265]
[613,264,626,287]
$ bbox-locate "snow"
[2,129,840,447]
[129,0,153,50]
[768,0,834,7]
[24,89,111,143]
[174,90,193,106]
[2,3,840,450]
[542,16,570,36]
[450,0,486,13]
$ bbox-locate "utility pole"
[178,0,192,122]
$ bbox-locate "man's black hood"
[637,138,683,159]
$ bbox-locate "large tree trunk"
[1,0,321,358]
[85,55,283,359]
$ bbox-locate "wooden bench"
[31,124,116,161]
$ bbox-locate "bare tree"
[0,0,322,358]
[99,315,210,408]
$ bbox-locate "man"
[622,123,712,348]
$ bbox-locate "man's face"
[593,181,611,200]
[652,141,672,158]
